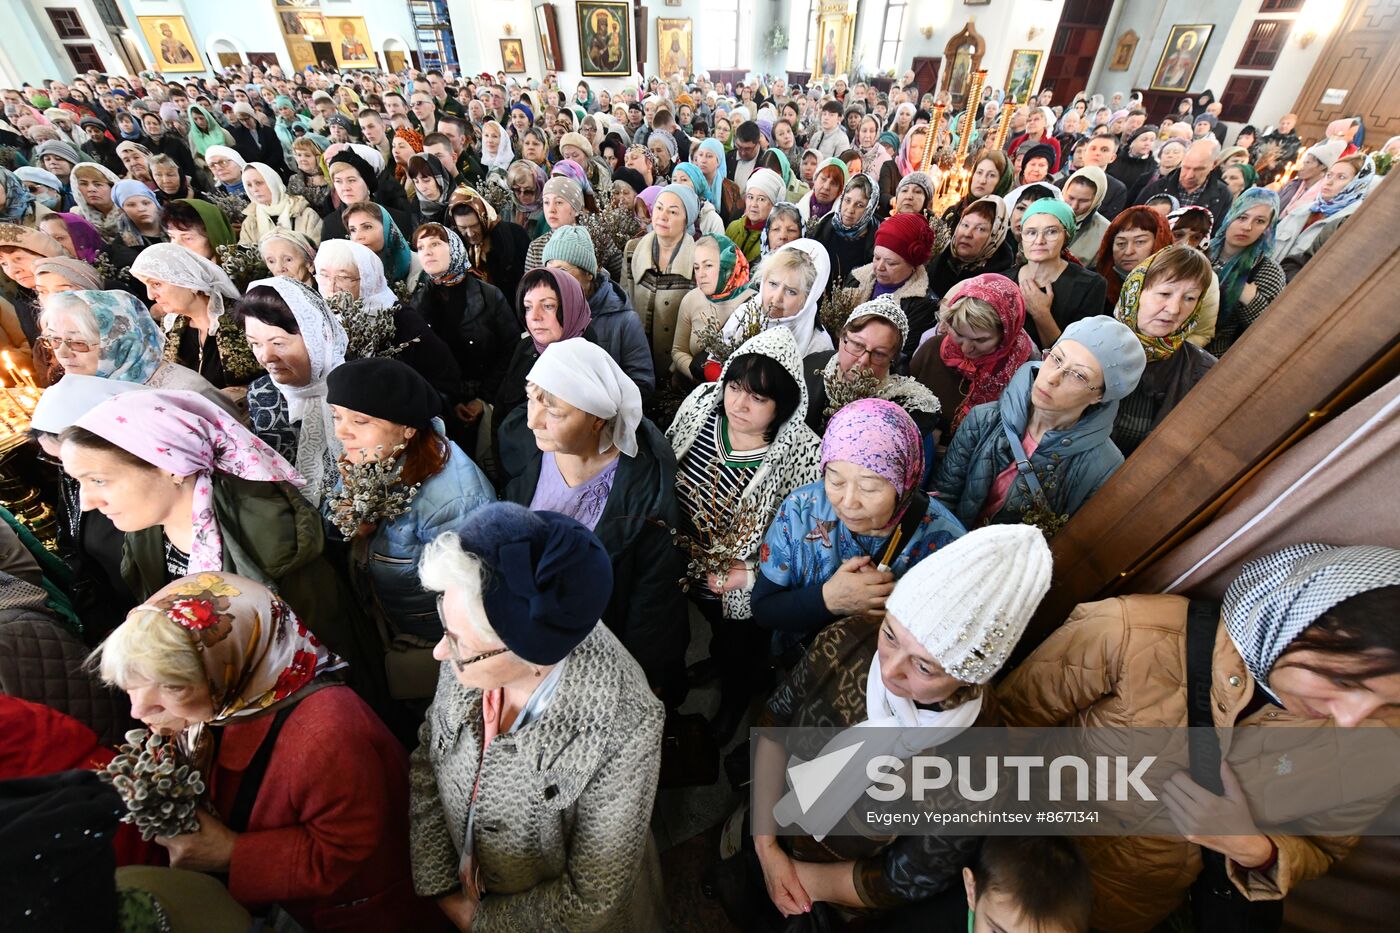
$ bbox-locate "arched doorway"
[208,37,244,70]
[383,37,408,74]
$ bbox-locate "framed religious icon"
[577,1,632,77]
[535,3,565,73]
[137,16,204,73]
[1003,49,1043,105]
[500,38,526,74]
[1150,24,1213,93]
[657,19,692,80]
[325,17,374,69]
[812,8,855,81]
[1109,30,1139,72]
[279,11,327,39]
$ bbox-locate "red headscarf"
[393,127,424,183]
[1093,207,1173,309]
[938,273,1036,430]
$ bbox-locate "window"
[1237,20,1291,69]
[1220,76,1267,123]
[798,0,818,71]
[47,8,88,39]
[712,0,742,69]
[65,44,103,72]
[880,0,906,72]
[1260,0,1305,11]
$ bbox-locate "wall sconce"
[1296,28,1317,48]
[1027,26,1044,42]
[1294,0,1341,49]
[920,25,934,39]
[503,23,515,36]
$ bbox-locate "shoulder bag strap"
[226,704,297,833]
[1001,420,1047,504]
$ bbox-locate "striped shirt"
[676,409,768,596]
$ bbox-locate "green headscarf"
[186,104,227,157]
[1021,198,1077,242]
[818,157,850,184]
[700,233,751,302]
[177,197,235,250]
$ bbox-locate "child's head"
[965,837,1093,933]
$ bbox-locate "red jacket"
[212,685,443,932]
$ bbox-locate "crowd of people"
[1,57,1398,933]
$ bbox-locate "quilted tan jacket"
[997,595,1400,933]
[409,624,666,932]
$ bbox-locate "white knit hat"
[885,525,1052,684]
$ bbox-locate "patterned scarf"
[1114,247,1202,362]
[938,274,1035,430]
[1307,155,1374,219]
[1208,187,1278,330]
[700,232,750,302]
[422,223,469,286]
[48,289,164,384]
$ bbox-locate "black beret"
[326,357,441,429]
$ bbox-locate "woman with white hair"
[237,161,323,247]
[498,338,688,708]
[257,229,317,285]
[410,501,666,931]
[130,242,262,390]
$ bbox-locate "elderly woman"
[731,525,1050,926]
[237,161,323,247]
[624,184,698,375]
[1093,205,1174,310]
[762,201,804,258]
[321,147,411,242]
[342,201,425,293]
[234,277,347,506]
[521,174,623,281]
[809,173,878,301]
[0,223,64,384]
[842,213,939,354]
[1007,107,1062,171]
[935,315,1146,530]
[804,296,941,436]
[162,198,235,262]
[202,145,249,204]
[499,338,687,704]
[409,502,665,931]
[1109,244,1217,455]
[129,242,261,390]
[910,273,1038,441]
[753,399,966,661]
[447,185,529,304]
[258,229,317,285]
[998,543,1400,932]
[498,159,550,237]
[1206,188,1285,356]
[667,327,821,739]
[1002,199,1108,348]
[62,390,382,701]
[725,167,784,263]
[95,572,425,928]
[928,196,1016,299]
[796,157,846,226]
[671,233,753,387]
[326,357,494,699]
[722,239,832,360]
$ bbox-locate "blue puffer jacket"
[361,436,496,639]
[587,269,656,398]
[932,362,1125,528]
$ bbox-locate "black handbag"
[1184,599,1283,933]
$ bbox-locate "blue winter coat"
[587,269,656,398]
[932,362,1125,528]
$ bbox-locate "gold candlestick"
[992,102,1016,151]
[954,70,987,168]
[921,104,944,173]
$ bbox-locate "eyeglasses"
[510,185,536,196]
[1043,349,1101,393]
[437,593,511,670]
[840,333,895,366]
[206,158,232,169]
[38,335,93,353]
[317,272,359,288]
[1022,226,1062,243]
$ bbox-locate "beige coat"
[236,194,324,247]
[670,285,750,380]
[998,595,1400,933]
[623,232,695,376]
[409,625,666,932]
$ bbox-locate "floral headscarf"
[819,398,924,523]
[956,196,1012,266]
[392,126,424,183]
[896,125,931,176]
[506,159,549,223]
[47,212,105,262]
[418,223,469,287]
[0,168,36,224]
[829,174,879,239]
[1209,186,1279,330]
[1114,246,1202,361]
[76,391,305,570]
[938,274,1035,430]
[45,289,164,383]
[699,233,750,302]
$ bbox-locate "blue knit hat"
[541,224,598,276]
[658,183,697,227]
[1056,315,1147,403]
[454,503,613,665]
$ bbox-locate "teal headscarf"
[697,138,728,211]
[55,289,164,383]
[1208,186,1279,329]
[761,148,794,188]
[699,233,750,302]
[673,162,709,217]
[186,105,227,157]
[1021,198,1078,241]
[370,204,412,285]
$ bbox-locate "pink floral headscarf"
[820,398,924,521]
[75,390,304,571]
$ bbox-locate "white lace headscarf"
[247,276,347,504]
[243,161,303,232]
[129,242,240,331]
[313,238,396,312]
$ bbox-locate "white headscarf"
[204,145,247,172]
[243,161,306,233]
[313,239,396,312]
[247,276,347,504]
[723,238,833,356]
[130,243,241,330]
[482,119,515,172]
[526,338,643,457]
[68,161,121,228]
[30,373,151,434]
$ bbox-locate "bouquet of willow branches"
[215,243,270,291]
[203,190,249,226]
[99,728,206,841]
[671,459,766,588]
[325,292,417,360]
[822,362,882,418]
[696,305,763,364]
[92,250,132,287]
[819,286,860,341]
[326,445,422,538]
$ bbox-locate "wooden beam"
[1022,176,1400,650]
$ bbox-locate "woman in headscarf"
[1206,187,1284,356]
[410,502,667,931]
[927,195,1016,299]
[758,148,809,204]
[185,103,231,158]
[672,232,753,387]
[624,184,699,375]
[447,184,530,303]
[1000,199,1107,348]
[236,161,322,247]
[286,134,332,214]
[38,211,105,264]
[726,167,784,263]
[731,525,1048,927]
[162,197,236,263]
[30,254,103,303]
[935,315,1145,530]
[1220,162,1257,200]
[480,120,515,178]
[667,327,821,738]
[910,273,1038,441]
[506,101,535,150]
[233,277,347,506]
[68,161,123,237]
[404,152,454,231]
[669,162,725,236]
[998,543,1400,933]
[498,339,688,705]
[110,179,165,251]
[492,267,596,429]
[1272,153,1372,276]
[753,398,966,660]
[761,201,804,259]
[1109,244,1218,455]
[809,173,878,301]
[797,157,847,226]
[497,159,550,238]
[201,144,249,204]
[938,150,1014,230]
[320,146,412,242]
[130,242,261,391]
[518,126,552,171]
[723,238,832,359]
[0,223,65,384]
[93,570,422,928]
[257,229,317,285]
[341,201,424,294]
[1092,205,1174,311]
[0,166,47,227]
[893,124,929,178]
